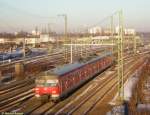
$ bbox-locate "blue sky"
[0,0,150,32]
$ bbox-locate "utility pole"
[58,14,68,63]
[133,33,137,54]
[23,37,26,59]
[70,39,73,63]
[117,10,124,102]
[58,14,67,43]
[65,15,67,43]
[110,15,114,55]
[48,23,51,35]
[35,26,38,47]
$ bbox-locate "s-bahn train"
[0,51,22,60]
[35,52,114,102]
[0,49,47,61]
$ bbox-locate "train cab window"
[45,83,57,87]
[36,82,45,87]
[46,80,58,87]
[36,80,45,87]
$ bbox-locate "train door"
[103,58,106,67]
[68,72,73,89]
[72,72,76,86]
[77,69,81,83]
[82,66,86,80]
[78,69,83,81]
[83,66,86,78]
[92,61,96,74]
[65,75,69,89]
[60,76,66,93]
[99,59,103,70]
[101,58,105,69]
[59,78,63,95]
[86,64,90,78]
[98,60,101,70]
[73,70,79,85]
[95,61,98,72]
[98,60,101,71]
[89,64,93,77]
[61,75,69,93]
[89,63,94,75]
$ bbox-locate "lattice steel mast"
[117,10,124,101]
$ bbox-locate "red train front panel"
[35,79,60,100]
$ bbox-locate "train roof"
[45,52,112,77]
[52,62,83,76]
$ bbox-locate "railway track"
[0,47,103,75]
[0,78,34,93]
[0,48,104,112]
[67,58,145,115]
[0,53,63,76]
[15,53,143,114]
[46,56,144,115]
[0,47,102,67]
[16,70,113,114]
[0,89,34,112]
[0,51,63,67]
[0,52,147,114]
[0,78,35,112]
[0,78,34,95]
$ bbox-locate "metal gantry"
[117,10,124,101]
[110,15,114,54]
[64,10,125,102]
[58,14,68,63]
[65,15,67,43]
[23,37,26,59]
[133,33,137,54]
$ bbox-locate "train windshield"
[45,80,58,87]
[36,79,58,87]
[36,80,45,87]
[45,83,57,87]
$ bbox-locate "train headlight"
[44,88,47,91]
[35,94,40,97]
[52,90,56,94]
[35,88,39,91]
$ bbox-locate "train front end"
[35,75,60,101]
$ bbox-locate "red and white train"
[35,52,113,102]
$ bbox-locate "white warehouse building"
[88,26,102,34]
[115,26,135,35]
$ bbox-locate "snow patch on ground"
[109,73,139,105]
[124,76,139,101]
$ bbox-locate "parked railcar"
[35,52,113,102]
